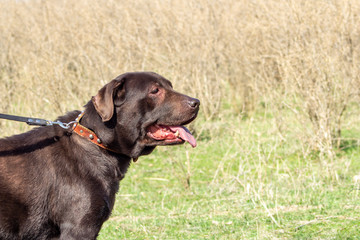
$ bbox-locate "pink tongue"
[169,126,197,148]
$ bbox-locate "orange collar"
[72,111,120,154]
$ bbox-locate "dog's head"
[89,72,200,159]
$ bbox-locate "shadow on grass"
[337,138,360,153]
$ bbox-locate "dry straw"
[1,0,360,156]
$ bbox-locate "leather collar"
[72,111,121,154]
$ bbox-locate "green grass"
[97,114,360,239]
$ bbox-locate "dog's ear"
[92,77,126,122]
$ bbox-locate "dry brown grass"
[1,0,360,155]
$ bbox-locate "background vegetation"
[1,0,360,238]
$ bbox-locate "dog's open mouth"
[146,124,196,148]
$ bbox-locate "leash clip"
[48,111,84,129]
[48,121,78,129]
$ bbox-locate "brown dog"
[0,72,199,239]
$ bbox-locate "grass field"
[96,113,360,239]
[1,0,360,239]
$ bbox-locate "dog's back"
[0,127,61,239]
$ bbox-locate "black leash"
[0,113,77,129]
[0,113,50,126]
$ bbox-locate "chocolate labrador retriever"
[0,72,199,239]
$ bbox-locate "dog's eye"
[150,88,159,94]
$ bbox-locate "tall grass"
[1,0,360,151]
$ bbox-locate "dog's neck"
[77,101,156,160]
[72,111,129,157]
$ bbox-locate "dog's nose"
[188,98,200,109]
